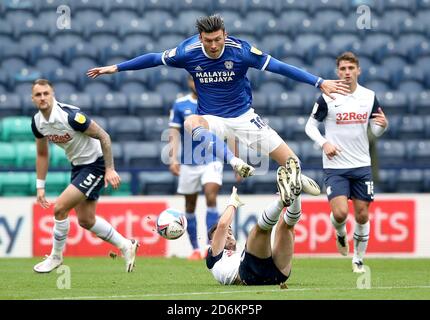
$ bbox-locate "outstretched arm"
[211,187,244,256]
[265,57,350,99]
[87,52,163,79]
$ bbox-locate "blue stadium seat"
[384,35,427,63]
[409,91,430,115]
[108,116,144,141]
[0,94,21,118]
[378,91,409,115]
[245,0,278,15]
[142,0,176,13]
[262,116,287,139]
[278,0,310,14]
[106,0,142,15]
[395,169,424,193]
[324,34,361,59]
[82,82,111,96]
[35,57,63,75]
[366,66,394,88]
[363,80,391,93]
[356,34,393,62]
[294,34,326,64]
[124,141,161,168]
[57,92,94,115]
[155,83,183,111]
[249,91,271,115]
[212,0,246,17]
[399,16,427,38]
[398,116,425,139]
[377,169,397,192]
[285,116,310,141]
[270,92,304,116]
[228,17,259,40]
[95,93,129,117]
[138,171,176,195]
[112,143,125,168]
[63,42,101,66]
[401,64,426,86]
[331,13,366,38]
[1,57,27,74]
[313,57,337,79]
[377,140,407,165]
[246,170,277,195]
[408,140,430,165]
[311,10,345,37]
[118,19,153,43]
[311,0,350,15]
[300,141,323,167]
[176,10,208,36]
[73,0,107,15]
[258,82,286,97]
[47,67,79,90]
[51,83,77,96]
[142,10,173,36]
[243,12,277,39]
[142,116,170,141]
[129,92,164,116]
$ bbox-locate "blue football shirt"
[162,35,270,118]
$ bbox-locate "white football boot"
[276,166,292,207]
[336,234,349,256]
[352,261,366,273]
[33,254,63,273]
[286,157,302,196]
[301,175,321,196]
[121,239,139,273]
[232,158,255,178]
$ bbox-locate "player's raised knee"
[184,115,208,133]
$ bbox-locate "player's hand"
[322,141,342,160]
[320,79,350,99]
[372,107,388,128]
[105,168,121,189]
[37,188,51,209]
[227,186,244,209]
[86,65,118,79]
[169,163,180,176]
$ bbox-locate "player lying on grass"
[31,79,138,273]
[206,157,302,285]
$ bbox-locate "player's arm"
[168,127,181,176]
[87,53,164,78]
[265,58,350,99]
[211,187,244,256]
[35,137,51,208]
[369,97,388,137]
[83,121,121,189]
[305,96,341,159]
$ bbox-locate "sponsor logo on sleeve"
[74,113,86,124]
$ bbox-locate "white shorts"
[177,161,223,195]
[202,108,283,156]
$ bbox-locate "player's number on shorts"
[365,181,374,196]
[79,173,96,189]
[250,116,266,129]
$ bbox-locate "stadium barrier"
[0,194,429,258]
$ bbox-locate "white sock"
[90,216,129,250]
[353,221,370,263]
[283,194,302,227]
[51,218,70,258]
[330,212,347,237]
[257,198,284,230]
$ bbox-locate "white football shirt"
[206,248,241,285]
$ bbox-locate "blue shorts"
[324,166,374,202]
[71,157,105,200]
[238,250,290,285]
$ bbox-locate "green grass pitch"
[1,257,429,300]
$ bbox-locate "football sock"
[90,216,129,250]
[51,217,70,258]
[353,221,370,263]
[330,212,347,237]
[186,213,199,250]
[191,126,234,164]
[284,194,302,227]
[206,206,219,231]
[258,198,284,230]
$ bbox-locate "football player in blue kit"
[31,79,139,273]
[87,15,349,204]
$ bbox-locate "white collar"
[350,83,363,98]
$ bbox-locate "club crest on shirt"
[224,60,234,70]
[250,46,263,55]
[74,113,86,124]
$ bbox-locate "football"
[156,209,188,240]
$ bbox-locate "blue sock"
[206,206,219,231]
[192,126,234,164]
[185,213,199,250]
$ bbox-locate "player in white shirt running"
[206,157,302,285]
[31,79,139,273]
[305,52,388,273]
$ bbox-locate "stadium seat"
[331,13,367,39]
[366,65,393,88]
[155,83,183,111]
[142,116,170,142]
[106,0,141,16]
[108,116,144,142]
[363,80,391,93]
[82,82,111,96]
[45,172,71,196]
[284,116,309,140]
[356,34,393,63]
[246,170,277,195]
[227,18,258,40]
[15,142,37,168]
[398,116,425,139]
[57,93,94,115]
[123,141,161,168]
[212,0,246,17]
[270,92,304,116]
[217,170,248,194]
[95,93,129,117]
[377,169,397,193]
[73,0,106,15]
[395,169,424,193]
[138,171,176,195]
[258,82,286,97]
[63,42,100,66]
[323,34,361,59]
[377,140,407,166]
[294,34,326,64]
[424,168,430,191]
[262,116,287,140]
[311,10,345,37]
[129,92,164,116]
[250,91,271,115]
[90,116,108,132]
[50,144,70,169]
[300,141,323,167]
[118,19,153,43]
[142,10,173,35]
[0,116,33,142]
[0,172,32,196]
[0,93,22,118]
[0,142,16,167]
[112,143,125,168]
[378,91,409,115]
[150,66,186,90]
[408,140,430,165]
[167,11,203,37]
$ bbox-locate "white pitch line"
[32,285,430,300]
